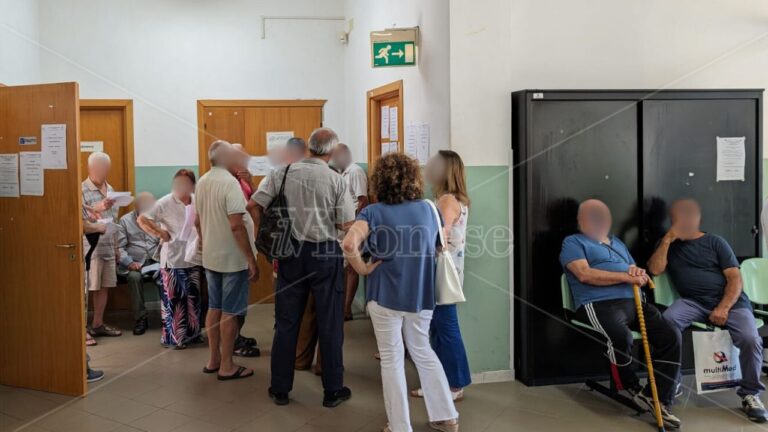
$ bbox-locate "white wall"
[450,0,768,166]
[0,0,41,84]
[34,0,346,166]
[342,0,450,163]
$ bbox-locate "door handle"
[55,244,75,248]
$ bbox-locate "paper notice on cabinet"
[41,124,67,169]
[80,141,104,153]
[19,152,43,196]
[382,142,398,155]
[380,106,390,139]
[0,154,19,198]
[389,107,399,141]
[716,136,746,182]
[266,131,294,150]
[248,156,272,176]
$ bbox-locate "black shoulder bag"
[255,165,294,260]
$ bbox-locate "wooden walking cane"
[633,279,666,432]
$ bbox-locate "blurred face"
[424,155,446,187]
[670,200,701,239]
[134,194,156,214]
[578,201,612,241]
[172,176,194,199]
[267,146,286,167]
[331,148,351,171]
[88,159,110,183]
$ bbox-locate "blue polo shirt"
[560,234,635,310]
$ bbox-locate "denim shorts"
[205,269,249,315]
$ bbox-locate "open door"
[367,80,404,168]
[197,100,325,304]
[0,82,86,395]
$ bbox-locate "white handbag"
[425,199,466,305]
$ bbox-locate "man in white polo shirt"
[196,140,258,381]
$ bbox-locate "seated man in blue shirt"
[560,199,681,429]
[648,199,766,423]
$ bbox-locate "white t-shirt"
[342,163,368,209]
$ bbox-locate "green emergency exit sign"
[372,41,415,67]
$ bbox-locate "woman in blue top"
[343,153,459,432]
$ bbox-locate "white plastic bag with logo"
[693,329,741,394]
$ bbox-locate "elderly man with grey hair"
[195,140,259,381]
[82,151,123,339]
[252,127,356,407]
[117,191,159,335]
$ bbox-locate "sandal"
[234,345,261,358]
[85,334,98,346]
[217,366,254,381]
[411,388,464,402]
[89,324,122,337]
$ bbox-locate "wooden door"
[197,100,325,304]
[0,82,86,395]
[80,100,135,311]
[367,80,404,168]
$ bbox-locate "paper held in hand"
[107,191,133,207]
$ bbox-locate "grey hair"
[208,140,231,166]
[87,151,111,166]
[308,127,339,156]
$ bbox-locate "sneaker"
[323,386,351,407]
[87,368,105,383]
[133,317,148,336]
[428,418,459,432]
[631,389,681,429]
[742,395,768,423]
[268,387,289,406]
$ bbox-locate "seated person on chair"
[560,199,681,429]
[648,198,767,423]
[117,192,160,335]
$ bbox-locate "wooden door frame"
[196,99,326,173]
[79,99,135,197]
[366,80,404,167]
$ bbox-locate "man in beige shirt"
[196,140,258,381]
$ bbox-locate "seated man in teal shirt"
[560,199,681,429]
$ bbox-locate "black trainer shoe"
[631,389,681,429]
[133,317,148,335]
[268,387,289,406]
[742,395,768,423]
[87,367,105,383]
[323,386,351,407]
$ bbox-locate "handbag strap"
[277,164,291,197]
[424,199,446,248]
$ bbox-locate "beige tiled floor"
[1,304,766,431]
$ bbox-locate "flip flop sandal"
[217,366,254,381]
[202,366,220,374]
[86,337,98,346]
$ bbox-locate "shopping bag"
[692,329,741,394]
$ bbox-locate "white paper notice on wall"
[247,156,272,176]
[41,124,67,169]
[380,106,390,139]
[80,141,104,153]
[266,131,294,150]
[405,123,430,165]
[19,152,44,196]
[0,153,20,198]
[389,107,399,141]
[716,136,746,182]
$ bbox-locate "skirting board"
[471,369,515,384]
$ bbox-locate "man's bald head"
[577,199,613,241]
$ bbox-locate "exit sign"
[372,41,415,67]
[370,27,418,68]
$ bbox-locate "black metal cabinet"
[512,89,763,386]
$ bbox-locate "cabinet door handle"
[55,244,75,249]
